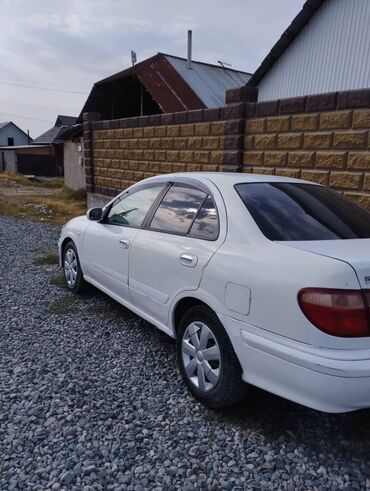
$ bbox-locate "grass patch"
[0,183,87,224]
[33,250,59,265]
[50,274,65,288]
[57,187,86,201]
[0,172,63,188]
[88,301,127,320]
[0,195,22,218]
[46,290,130,321]
[26,186,87,223]
[47,297,80,315]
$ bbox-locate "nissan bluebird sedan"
[58,173,370,412]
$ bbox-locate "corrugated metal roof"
[165,54,251,107]
[137,56,205,112]
[78,53,251,121]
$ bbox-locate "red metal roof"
[137,56,205,112]
[78,53,250,120]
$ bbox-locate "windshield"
[235,182,370,241]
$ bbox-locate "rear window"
[189,196,219,240]
[150,186,206,234]
[235,182,370,241]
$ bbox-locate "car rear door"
[128,180,226,325]
[81,183,166,300]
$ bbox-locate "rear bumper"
[220,314,370,413]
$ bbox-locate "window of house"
[7,137,14,146]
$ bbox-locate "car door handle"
[180,253,198,268]
[119,238,130,249]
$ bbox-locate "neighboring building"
[79,52,251,120]
[247,0,370,101]
[0,145,58,175]
[66,52,250,190]
[59,124,85,190]
[31,114,77,176]
[0,121,30,147]
[32,115,77,146]
[1,115,77,176]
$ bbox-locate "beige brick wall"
[243,109,370,210]
[93,122,225,191]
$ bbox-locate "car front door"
[81,183,166,300]
[128,182,226,325]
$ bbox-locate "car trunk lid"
[279,239,370,289]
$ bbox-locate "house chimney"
[187,30,192,69]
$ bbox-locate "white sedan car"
[58,173,370,413]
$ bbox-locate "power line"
[0,112,54,124]
[0,76,88,91]
[0,81,88,95]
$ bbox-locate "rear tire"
[176,305,248,408]
[62,240,89,294]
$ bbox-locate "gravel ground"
[1,216,370,490]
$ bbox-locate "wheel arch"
[172,296,218,335]
[60,235,82,270]
[60,236,74,256]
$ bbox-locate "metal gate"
[17,154,58,177]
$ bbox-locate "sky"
[0,0,304,138]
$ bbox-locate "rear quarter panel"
[200,240,365,348]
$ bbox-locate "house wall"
[0,150,17,173]
[84,88,370,211]
[257,0,370,101]
[64,138,85,190]
[0,123,29,146]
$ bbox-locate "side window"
[150,186,206,234]
[106,186,164,227]
[189,196,219,240]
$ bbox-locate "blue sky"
[0,0,303,137]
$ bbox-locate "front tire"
[176,305,248,408]
[62,241,89,293]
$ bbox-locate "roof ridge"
[160,52,251,74]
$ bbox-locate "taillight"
[298,288,370,337]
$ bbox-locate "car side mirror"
[87,207,103,221]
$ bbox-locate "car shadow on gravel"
[48,273,176,341]
[49,271,370,473]
[209,388,370,470]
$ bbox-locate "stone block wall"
[84,105,247,198]
[243,90,370,210]
[84,88,370,210]
[92,121,225,194]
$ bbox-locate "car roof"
[145,172,316,187]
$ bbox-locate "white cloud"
[0,0,303,136]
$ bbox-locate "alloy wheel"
[181,321,221,392]
[64,248,78,288]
